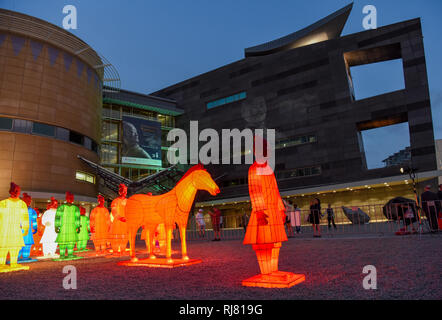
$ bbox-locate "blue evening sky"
[1,0,441,168]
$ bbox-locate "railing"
[175,201,441,241]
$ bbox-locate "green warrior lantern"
[54,192,82,261]
[76,206,90,252]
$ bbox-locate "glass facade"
[100,102,177,180]
[75,171,96,184]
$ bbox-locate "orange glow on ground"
[242,272,305,288]
[117,258,202,268]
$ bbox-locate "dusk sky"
[1,0,441,168]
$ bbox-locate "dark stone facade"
[152,18,436,201]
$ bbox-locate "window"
[276,134,316,149]
[69,131,83,145]
[75,171,95,184]
[101,143,118,164]
[84,136,92,150]
[32,122,55,137]
[13,119,32,134]
[276,166,321,179]
[102,121,119,141]
[0,117,12,130]
[207,92,247,109]
[56,127,69,141]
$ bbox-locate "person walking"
[195,209,206,238]
[326,204,337,230]
[208,207,221,241]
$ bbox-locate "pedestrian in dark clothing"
[326,204,337,230]
[309,198,322,237]
[421,185,440,232]
[208,207,222,241]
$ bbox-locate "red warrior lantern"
[242,137,305,288]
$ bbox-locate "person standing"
[283,200,294,237]
[326,204,337,230]
[195,209,206,238]
[242,211,250,233]
[309,198,322,237]
[421,185,440,232]
[208,207,221,241]
[292,203,302,234]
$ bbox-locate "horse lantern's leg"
[147,226,156,259]
[129,226,138,262]
[166,227,173,263]
[179,224,189,260]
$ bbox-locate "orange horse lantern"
[124,164,220,264]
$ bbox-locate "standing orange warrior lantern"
[90,195,111,254]
[119,164,220,268]
[242,137,305,288]
[110,184,128,256]
[0,182,30,272]
[31,208,44,257]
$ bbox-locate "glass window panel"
[102,121,119,141]
[13,119,32,134]
[76,171,86,180]
[69,131,83,145]
[84,136,92,150]
[32,122,55,137]
[0,118,13,130]
[100,143,118,164]
[56,127,69,141]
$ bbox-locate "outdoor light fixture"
[119,164,220,267]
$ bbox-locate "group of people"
[195,207,222,241]
[0,182,134,270]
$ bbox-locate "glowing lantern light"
[89,195,111,254]
[110,184,128,256]
[38,197,59,259]
[119,164,220,268]
[53,192,82,261]
[242,137,305,288]
[76,207,90,252]
[18,193,38,263]
[0,182,30,272]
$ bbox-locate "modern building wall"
[436,139,442,185]
[152,18,437,203]
[0,9,101,201]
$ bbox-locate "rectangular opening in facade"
[344,43,405,100]
[359,122,411,170]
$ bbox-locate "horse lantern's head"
[189,165,220,196]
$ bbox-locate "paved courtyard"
[0,234,440,300]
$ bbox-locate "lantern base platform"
[53,255,83,262]
[0,264,29,273]
[242,271,305,288]
[118,257,202,268]
[75,249,90,252]
[77,251,111,258]
[17,258,38,263]
[37,254,60,260]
